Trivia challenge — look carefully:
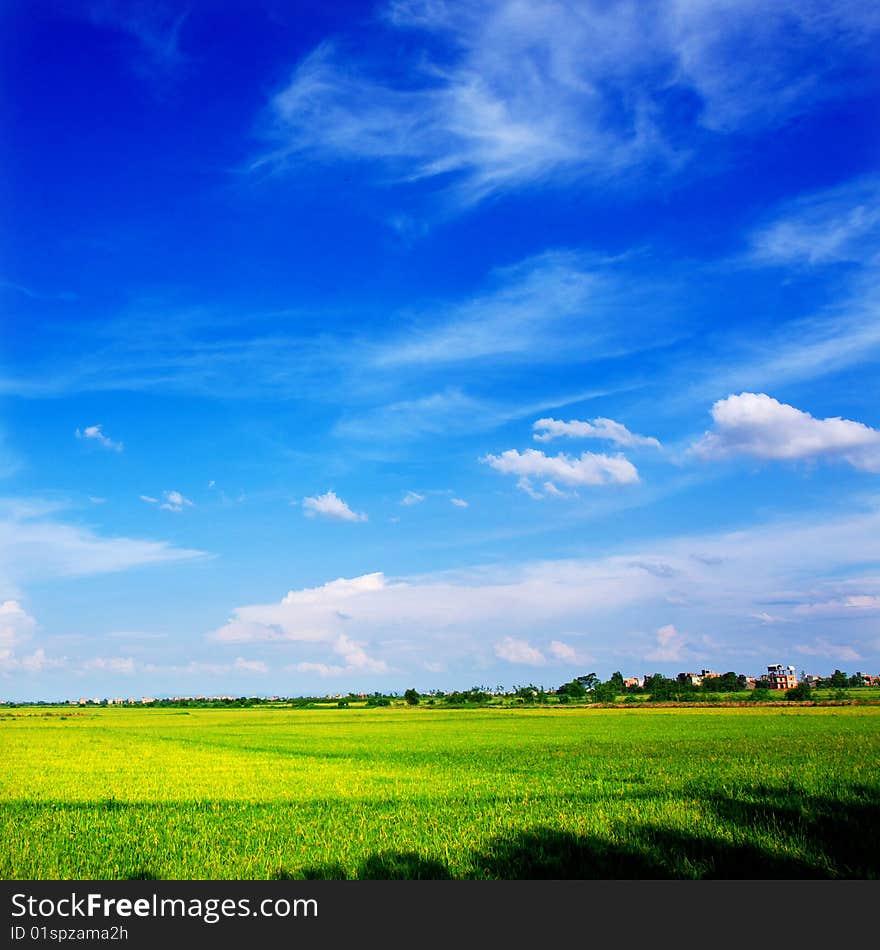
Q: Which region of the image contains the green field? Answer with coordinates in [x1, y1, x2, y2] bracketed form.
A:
[2, 705, 878, 879]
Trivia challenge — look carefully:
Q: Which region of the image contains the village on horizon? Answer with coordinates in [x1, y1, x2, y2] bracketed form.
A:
[5, 663, 879, 707]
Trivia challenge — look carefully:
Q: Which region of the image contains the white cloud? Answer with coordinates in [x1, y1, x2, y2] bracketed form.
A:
[140, 495, 159, 504]
[645, 623, 689, 662]
[451, 497, 469, 508]
[483, 447, 639, 497]
[82, 656, 136, 675]
[533, 416, 661, 449]
[0, 498, 205, 588]
[255, 0, 879, 205]
[793, 638, 862, 662]
[748, 175, 880, 267]
[88, 2, 190, 77]
[135, 657, 271, 677]
[401, 491, 425, 506]
[692, 392, 880, 471]
[0, 603, 64, 675]
[0, 600, 37, 652]
[207, 499, 880, 674]
[494, 637, 545, 665]
[333, 634, 389, 674]
[76, 424, 123, 452]
[369, 251, 663, 368]
[18, 648, 55, 673]
[302, 491, 367, 522]
[232, 657, 269, 674]
[549, 640, 576, 661]
[794, 595, 880, 616]
[159, 490, 193, 513]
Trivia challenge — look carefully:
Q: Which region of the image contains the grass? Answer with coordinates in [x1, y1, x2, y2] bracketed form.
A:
[1, 705, 878, 879]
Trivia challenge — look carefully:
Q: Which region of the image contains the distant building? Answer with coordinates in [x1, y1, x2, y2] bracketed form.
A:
[677, 672, 703, 686]
[622, 677, 642, 689]
[767, 664, 797, 690]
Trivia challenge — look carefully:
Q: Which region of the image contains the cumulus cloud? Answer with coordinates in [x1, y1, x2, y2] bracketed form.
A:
[0, 602, 62, 674]
[76, 424, 123, 452]
[159, 490, 194, 512]
[494, 637, 545, 665]
[302, 491, 367, 522]
[401, 491, 425, 506]
[692, 393, 880, 471]
[0, 599, 37, 653]
[645, 623, 689, 662]
[450, 497, 469, 508]
[549, 640, 577, 661]
[533, 416, 661, 449]
[483, 447, 639, 497]
[141, 490, 194, 511]
[82, 656, 136, 675]
[205, 500, 880, 676]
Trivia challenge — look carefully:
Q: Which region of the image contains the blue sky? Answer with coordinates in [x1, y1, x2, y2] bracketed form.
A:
[2, 0, 880, 700]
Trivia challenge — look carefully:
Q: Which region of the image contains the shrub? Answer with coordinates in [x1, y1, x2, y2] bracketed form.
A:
[785, 682, 812, 702]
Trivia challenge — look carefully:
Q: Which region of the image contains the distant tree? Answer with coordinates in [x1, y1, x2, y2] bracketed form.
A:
[576, 673, 600, 692]
[557, 679, 587, 699]
[590, 681, 617, 704]
[557, 694, 570, 705]
[403, 688, 420, 706]
[826, 669, 849, 688]
[609, 671, 625, 691]
[514, 684, 540, 703]
[645, 674, 689, 702]
[704, 672, 743, 693]
[785, 682, 812, 701]
[848, 674, 864, 688]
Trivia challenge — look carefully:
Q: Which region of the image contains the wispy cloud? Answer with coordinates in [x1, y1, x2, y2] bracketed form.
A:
[302, 491, 367, 522]
[255, 0, 879, 205]
[76, 424, 123, 452]
[0, 254, 660, 407]
[0, 497, 205, 591]
[88, 1, 190, 79]
[369, 250, 668, 368]
[692, 392, 880, 472]
[401, 491, 425, 506]
[747, 175, 880, 268]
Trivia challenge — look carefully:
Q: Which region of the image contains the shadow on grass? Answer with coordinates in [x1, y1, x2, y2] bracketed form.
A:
[7, 785, 879, 880]
[292, 786, 880, 880]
